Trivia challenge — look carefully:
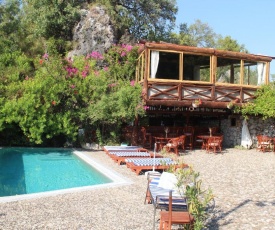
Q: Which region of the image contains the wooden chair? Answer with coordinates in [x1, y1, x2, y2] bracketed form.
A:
[206, 136, 223, 154]
[178, 135, 186, 152]
[159, 191, 194, 230]
[164, 138, 180, 155]
[141, 127, 152, 149]
[256, 135, 271, 152]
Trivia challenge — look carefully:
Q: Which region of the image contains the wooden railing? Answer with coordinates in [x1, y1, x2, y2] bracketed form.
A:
[143, 81, 258, 108]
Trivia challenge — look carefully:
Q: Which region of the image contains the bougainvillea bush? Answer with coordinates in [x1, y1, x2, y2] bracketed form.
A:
[0, 44, 145, 146]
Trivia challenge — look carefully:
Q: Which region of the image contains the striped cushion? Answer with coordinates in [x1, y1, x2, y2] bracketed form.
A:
[109, 152, 150, 157]
[104, 146, 140, 151]
[125, 158, 174, 166]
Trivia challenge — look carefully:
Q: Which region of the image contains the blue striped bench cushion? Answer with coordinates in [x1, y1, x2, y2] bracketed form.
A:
[125, 158, 175, 166]
[104, 146, 140, 151]
[108, 152, 150, 157]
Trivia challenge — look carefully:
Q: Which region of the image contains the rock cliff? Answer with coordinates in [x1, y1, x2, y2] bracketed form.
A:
[68, 6, 114, 57]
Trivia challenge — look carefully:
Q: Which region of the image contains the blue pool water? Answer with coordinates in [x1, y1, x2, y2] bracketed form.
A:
[0, 148, 112, 197]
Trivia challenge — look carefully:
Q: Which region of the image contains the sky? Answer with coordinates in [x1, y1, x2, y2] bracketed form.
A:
[175, 0, 275, 74]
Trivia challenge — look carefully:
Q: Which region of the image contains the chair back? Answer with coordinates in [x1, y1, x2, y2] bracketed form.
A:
[167, 137, 180, 146]
[178, 135, 186, 146]
[257, 135, 270, 143]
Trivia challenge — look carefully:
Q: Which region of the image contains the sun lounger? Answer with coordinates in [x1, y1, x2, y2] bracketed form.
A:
[145, 172, 188, 229]
[125, 158, 188, 175]
[107, 151, 152, 165]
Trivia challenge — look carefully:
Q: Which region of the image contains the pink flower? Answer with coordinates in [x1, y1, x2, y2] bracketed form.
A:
[88, 51, 103, 60]
[130, 80, 135, 86]
[43, 53, 49, 59]
[103, 67, 108, 71]
[66, 67, 78, 76]
[81, 71, 88, 78]
[121, 44, 133, 52]
[70, 85, 76, 89]
[121, 51, 126, 57]
[143, 106, 150, 110]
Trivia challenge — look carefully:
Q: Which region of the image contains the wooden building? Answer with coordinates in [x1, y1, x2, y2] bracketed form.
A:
[136, 42, 272, 108]
[125, 42, 273, 146]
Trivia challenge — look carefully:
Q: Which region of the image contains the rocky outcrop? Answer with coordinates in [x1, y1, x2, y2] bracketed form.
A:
[68, 6, 115, 57]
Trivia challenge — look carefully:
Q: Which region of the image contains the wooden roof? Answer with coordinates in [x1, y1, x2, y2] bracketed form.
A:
[139, 42, 272, 62]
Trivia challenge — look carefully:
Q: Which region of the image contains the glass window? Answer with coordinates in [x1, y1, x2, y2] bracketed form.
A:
[183, 54, 210, 82]
[151, 51, 180, 80]
[216, 57, 241, 84]
[243, 61, 266, 86]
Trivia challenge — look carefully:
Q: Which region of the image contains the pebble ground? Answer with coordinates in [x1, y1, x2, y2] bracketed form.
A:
[0, 148, 274, 230]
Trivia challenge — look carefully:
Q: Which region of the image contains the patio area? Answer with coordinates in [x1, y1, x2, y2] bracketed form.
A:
[0, 148, 274, 229]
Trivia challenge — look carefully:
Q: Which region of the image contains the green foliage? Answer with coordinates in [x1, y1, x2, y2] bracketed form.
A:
[175, 20, 217, 48]
[22, 0, 81, 53]
[239, 83, 275, 119]
[87, 44, 144, 122]
[0, 0, 23, 58]
[216, 35, 247, 52]
[0, 44, 144, 145]
[87, 45, 146, 143]
[95, 0, 177, 42]
[23, 0, 81, 40]
[173, 20, 248, 53]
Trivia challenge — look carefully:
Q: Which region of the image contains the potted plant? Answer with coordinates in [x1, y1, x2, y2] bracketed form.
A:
[227, 101, 234, 109]
[227, 98, 240, 109]
[192, 98, 202, 108]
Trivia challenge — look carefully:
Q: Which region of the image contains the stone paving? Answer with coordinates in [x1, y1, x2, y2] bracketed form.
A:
[0, 148, 274, 229]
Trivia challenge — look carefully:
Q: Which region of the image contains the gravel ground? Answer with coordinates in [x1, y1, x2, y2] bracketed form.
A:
[0, 148, 274, 230]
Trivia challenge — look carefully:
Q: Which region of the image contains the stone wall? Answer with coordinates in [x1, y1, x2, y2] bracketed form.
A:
[220, 115, 275, 149]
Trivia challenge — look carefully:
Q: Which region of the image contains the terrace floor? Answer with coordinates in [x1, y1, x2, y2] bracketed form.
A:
[0, 148, 274, 229]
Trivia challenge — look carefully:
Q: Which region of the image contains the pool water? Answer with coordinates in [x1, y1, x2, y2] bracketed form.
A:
[0, 148, 112, 197]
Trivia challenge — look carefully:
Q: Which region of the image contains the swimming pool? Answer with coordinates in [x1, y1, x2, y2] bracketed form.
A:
[0, 147, 130, 202]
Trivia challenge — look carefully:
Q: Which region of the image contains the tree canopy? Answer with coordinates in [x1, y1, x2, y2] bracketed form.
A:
[95, 0, 178, 42]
